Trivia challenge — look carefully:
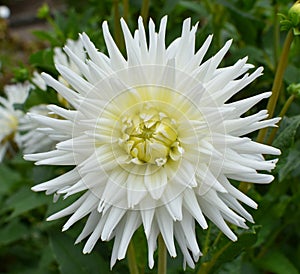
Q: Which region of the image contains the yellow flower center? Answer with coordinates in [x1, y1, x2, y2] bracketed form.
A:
[119, 103, 184, 166]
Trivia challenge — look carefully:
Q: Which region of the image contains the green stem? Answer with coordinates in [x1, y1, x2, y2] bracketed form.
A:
[203, 224, 211, 255]
[158, 234, 167, 274]
[257, 30, 294, 143]
[123, 0, 129, 22]
[127, 240, 139, 274]
[197, 242, 231, 274]
[273, 4, 280, 66]
[141, 0, 150, 24]
[113, 0, 123, 50]
[212, 231, 222, 247]
[239, 30, 294, 193]
[266, 94, 295, 145]
[256, 222, 286, 259]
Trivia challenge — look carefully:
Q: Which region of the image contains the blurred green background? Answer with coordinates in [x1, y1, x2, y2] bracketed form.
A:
[1, 0, 300, 273]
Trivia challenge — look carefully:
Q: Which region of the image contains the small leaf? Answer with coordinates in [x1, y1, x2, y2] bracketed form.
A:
[0, 165, 22, 194]
[49, 231, 111, 274]
[0, 219, 28, 246]
[208, 227, 259, 273]
[29, 49, 56, 74]
[257, 250, 300, 274]
[3, 186, 51, 219]
[273, 115, 300, 151]
[278, 141, 300, 181]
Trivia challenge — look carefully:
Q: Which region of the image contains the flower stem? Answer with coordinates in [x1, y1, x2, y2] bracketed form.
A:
[266, 94, 295, 145]
[197, 242, 231, 274]
[239, 30, 294, 193]
[203, 224, 211, 255]
[256, 30, 294, 143]
[123, 0, 129, 22]
[113, 0, 123, 51]
[141, 0, 150, 24]
[127, 240, 139, 274]
[273, 4, 280, 66]
[158, 234, 167, 274]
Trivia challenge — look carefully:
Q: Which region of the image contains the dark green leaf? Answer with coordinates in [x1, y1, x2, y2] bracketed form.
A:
[0, 219, 28, 246]
[257, 250, 299, 274]
[273, 115, 300, 151]
[278, 140, 300, 181]
[0, 164, 22, 194]
[3, 187, 50, 219]
[49, 231, 110, 274]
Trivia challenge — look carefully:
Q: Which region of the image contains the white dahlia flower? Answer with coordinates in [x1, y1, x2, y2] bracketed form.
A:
[54, 38, 86, 82]
[31, 71, 47, 91]
[19, 105, 55, 154]
[25, 17, 280, 269]
[0, 82, 30, 161]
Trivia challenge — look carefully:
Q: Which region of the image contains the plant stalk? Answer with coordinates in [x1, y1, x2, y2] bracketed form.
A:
[256, 30, 294, 143]
[239, 30, 294, 192]
[141, 0, 150, 24]
[113, 0, 123, 50]
[127, 240, 140, 274]
[158, 234, 167, 274]
[123, 0, 129, 22]
[266, 94, 295, 145]
[197, 242, 231, 274]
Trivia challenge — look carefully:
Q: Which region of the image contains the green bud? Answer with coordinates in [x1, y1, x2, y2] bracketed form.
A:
[12, 67, 29, 82]
[287, 83, 300, 97]
[37, 3, 50, 19]
[288, 1, 300, 34]
[289, 1, 300, 25]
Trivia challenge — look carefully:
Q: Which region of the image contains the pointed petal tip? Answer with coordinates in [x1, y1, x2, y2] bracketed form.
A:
[31, 185, 42, 192]
[46, 215, 55, 221]
[102, 20, 108, 30]
[202, 222, 208, 230]
[231, 234, 238, 242]
[62, 226, 68, 232]
[74, 238, 81, 245]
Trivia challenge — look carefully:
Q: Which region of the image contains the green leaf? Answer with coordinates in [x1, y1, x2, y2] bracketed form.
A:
[0, 164, 22, 194]
[284, 64, 300, 84]
[278, 140, 300, 181]
[32, 30, 59, 45]
[29, 49, 56, 74]
[273, 115, 300, 151]
[3, 186, 51, 219]
[49, 231, 110, 274]
[201, 227, 259, 273]
[0, 219, 28, 246]
[257, 250, 300, 274]
[273, 116, 300, 181]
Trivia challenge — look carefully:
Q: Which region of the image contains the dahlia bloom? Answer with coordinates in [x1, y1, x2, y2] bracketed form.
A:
[0, 83, 30, 161]
[25, 17, 280, 268]
[54, 38, 86, 85]
[31, 71, 47, 91]
[19, 105, 55, 154]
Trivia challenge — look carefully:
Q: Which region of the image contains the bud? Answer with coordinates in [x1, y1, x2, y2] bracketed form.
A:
[289, 1, 300, 25]
[287, 83, 300, 97]
[280, 1, 300, 34]
[12, 67, 30, 82]
[37, 3, 50, 19]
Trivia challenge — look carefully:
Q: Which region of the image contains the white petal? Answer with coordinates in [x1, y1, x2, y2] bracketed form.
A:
[156, 207, 176, 257]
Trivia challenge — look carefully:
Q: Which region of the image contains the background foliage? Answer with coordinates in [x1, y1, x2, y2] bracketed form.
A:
[1, 0, 300, 273]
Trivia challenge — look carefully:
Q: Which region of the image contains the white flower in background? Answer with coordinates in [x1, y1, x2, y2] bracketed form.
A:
[0, 5, 10, 19]
[54, 38, 86, 83]
[0, 83, 30, 161]
[19, 105, 55, 154]
[25, 17, 280, 269]
[31, 71, 47, 91]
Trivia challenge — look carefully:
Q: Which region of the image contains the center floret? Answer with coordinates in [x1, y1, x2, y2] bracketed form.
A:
[119, 103, 184, 166]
